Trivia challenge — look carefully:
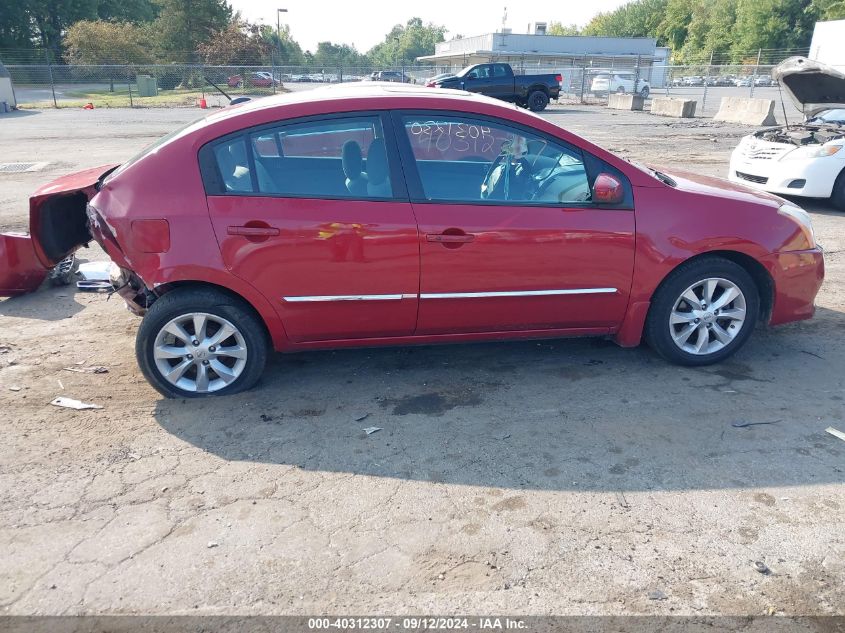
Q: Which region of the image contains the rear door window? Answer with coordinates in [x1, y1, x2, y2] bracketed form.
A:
[206, 116, 396, 200]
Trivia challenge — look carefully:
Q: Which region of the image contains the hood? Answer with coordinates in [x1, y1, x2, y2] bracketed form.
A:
[773, 56, 845, 118]
[650, 166, 785, 208]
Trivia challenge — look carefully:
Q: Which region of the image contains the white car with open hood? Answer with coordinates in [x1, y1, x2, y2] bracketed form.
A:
[729, 57, 845, 209]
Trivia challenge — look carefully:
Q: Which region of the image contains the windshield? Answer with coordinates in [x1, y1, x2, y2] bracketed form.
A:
[810, 109, 845, 124]
[456, 66, 478, 78]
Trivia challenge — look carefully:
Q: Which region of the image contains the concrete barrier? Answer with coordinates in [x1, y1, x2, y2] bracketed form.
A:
[651, 97, 696, 118]
[607, 93, 644, 111]
[713, 96, 778, 126]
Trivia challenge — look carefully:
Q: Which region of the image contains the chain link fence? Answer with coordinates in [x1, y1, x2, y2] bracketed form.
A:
[4, 56, 806, 122]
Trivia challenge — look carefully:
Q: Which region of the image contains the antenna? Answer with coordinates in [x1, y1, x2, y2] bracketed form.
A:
[501, 6, 507, 32]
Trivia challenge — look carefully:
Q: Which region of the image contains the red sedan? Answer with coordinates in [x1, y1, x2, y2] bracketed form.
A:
[227, 72, 277, 88]
[0, 85, 824, 397]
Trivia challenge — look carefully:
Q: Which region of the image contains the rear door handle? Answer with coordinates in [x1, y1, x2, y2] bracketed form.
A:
[426, 233, 475, 243]
[227, 225, 280, 237]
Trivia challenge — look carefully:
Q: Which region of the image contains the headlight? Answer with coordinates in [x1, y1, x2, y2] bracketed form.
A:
[781, 144, 842, 161]
[778, 203, 816, 249]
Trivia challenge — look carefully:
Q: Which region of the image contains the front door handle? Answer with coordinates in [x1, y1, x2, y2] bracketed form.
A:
[426, 233, 475, 243]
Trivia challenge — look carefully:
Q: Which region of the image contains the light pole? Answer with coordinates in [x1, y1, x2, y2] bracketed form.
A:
[276, 8, 288, 63]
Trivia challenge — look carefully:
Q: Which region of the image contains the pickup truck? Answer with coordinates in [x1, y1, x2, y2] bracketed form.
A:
[426, 63, 561, 111]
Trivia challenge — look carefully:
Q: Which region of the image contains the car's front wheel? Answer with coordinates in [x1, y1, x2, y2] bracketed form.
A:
[136, 287, 268, 398]
[830, 168, 845, 211]
[645, 257, 759, 366]
[639, 86, 650, 98]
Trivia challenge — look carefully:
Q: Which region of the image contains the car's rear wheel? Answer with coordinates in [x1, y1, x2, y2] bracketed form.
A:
[645, 257, 759, 366]
[527, 90, 549, 111]
[616, 86, 625, 94]
[136, 287, 268, 398]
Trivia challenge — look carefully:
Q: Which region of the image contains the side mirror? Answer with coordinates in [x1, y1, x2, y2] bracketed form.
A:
[592, 173, 624, 205]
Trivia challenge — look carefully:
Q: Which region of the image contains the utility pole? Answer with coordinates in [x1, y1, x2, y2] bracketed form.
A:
[276, 8, 288, 64]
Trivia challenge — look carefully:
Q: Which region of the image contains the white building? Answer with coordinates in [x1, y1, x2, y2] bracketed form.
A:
[0, 61, 17, 110]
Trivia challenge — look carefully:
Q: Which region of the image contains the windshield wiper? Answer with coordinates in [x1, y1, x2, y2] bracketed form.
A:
[650, 169, 676, 187]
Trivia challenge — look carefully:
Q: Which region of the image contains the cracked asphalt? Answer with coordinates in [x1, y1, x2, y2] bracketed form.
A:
[0, 104, 843, 616]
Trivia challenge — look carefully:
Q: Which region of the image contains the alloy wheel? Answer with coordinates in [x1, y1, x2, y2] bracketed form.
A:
[153, 312, 248, 393]
[668, 277, 747, 355]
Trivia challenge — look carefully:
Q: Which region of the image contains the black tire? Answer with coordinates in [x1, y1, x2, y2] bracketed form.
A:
[236, 80, 244, 88]
[136, 287, 268, 398]
[527, 90, 549, 112]
[830, 168, 845, 211]
[639, 86, 650, 98]
[616, 86, 625, 93]
[645, 257, 760, 366]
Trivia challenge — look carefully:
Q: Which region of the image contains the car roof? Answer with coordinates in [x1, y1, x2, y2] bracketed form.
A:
[204, 82, 528, 126]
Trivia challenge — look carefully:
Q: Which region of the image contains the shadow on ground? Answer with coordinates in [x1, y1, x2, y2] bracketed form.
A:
[155, 306, 845, 493]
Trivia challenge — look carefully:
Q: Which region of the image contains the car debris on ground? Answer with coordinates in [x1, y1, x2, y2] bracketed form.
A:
[49, 396, 103, 410]
[825, 426, 845, 442]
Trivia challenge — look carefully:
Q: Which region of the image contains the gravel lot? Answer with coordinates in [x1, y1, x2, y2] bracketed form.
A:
[0, 103, 843, 618]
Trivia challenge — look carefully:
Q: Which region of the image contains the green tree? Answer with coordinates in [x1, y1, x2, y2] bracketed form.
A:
[151, 0, 232, 61]
[197, 20, 270, 65]
[810, 0, 845, 19]
[0, 1, 35, 49]
[63, 19, 155, 63]
[656, 0, 695, 51]
[26, 0, 100, 55]
[730, 0, 817, 60]
[97, 0, 158, 22]
[259, 23, 304, 65]
[548, 22, 581, 36]
[583, 0, 668, 37]
[368, 17, 446, 66]
[311, 42, 367, 68]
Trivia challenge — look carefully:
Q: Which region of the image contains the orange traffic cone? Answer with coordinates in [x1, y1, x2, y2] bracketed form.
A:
[199, 97, 207, 109]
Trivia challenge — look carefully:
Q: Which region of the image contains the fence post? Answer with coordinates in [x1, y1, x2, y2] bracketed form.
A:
[339, 64, 343, 84]
[750, 48, 761, 97]
[45, 51, 57, 108]
[128, 79, 133, 107]
[634, 54, 641, 95]
[579, 54, 587, 104]
[702, 52, 712, 115]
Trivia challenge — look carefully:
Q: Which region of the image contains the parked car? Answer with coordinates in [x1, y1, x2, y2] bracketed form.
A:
[0, 84, 823, 397]
[734, 77, 753, 87]
[227, 72, 278, 88]
[431, 63, 561, 111]
[370, 71, 411, 83]
[425, 72, 456, 85]
[730, 56, 845, 209]
[590, 71, 650, 98]
[754, 75, 774, 86]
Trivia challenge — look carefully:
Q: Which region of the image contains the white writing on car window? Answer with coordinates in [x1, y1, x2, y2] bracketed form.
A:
[408, 121, 496, 154]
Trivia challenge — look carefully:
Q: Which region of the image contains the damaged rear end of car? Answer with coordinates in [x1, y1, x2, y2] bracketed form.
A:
[0, 164, 118, 297]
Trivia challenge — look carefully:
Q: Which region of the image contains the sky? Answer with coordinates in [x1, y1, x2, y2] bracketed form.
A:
[228, 0, 630, 53]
